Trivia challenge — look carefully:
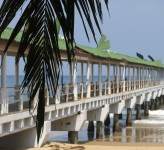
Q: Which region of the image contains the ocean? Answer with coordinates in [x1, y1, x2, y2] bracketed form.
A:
[48, 108, 164, 144]
[4, 75, 113, 87]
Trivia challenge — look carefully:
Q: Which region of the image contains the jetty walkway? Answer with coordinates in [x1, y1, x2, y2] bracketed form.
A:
[0, 28, 164, 148]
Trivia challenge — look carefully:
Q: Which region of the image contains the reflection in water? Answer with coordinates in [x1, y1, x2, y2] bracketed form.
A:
[126, 128, 132, 142]
[48, 109, 164, 144]
[48, 125, 164, 144]
[104, 127, 110, 140]
[87, 132, 94, 141]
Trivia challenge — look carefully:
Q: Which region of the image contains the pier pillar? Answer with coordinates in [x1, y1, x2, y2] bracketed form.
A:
[88, 121, 94, 132]
[119, 113, 122, 119]
[126, 108, 132, 126]
[155, 98, 159, 110]
[159, 96, 162, 106]
[136, 104, 141, 120]
[162, 95, 164, 105]
[144, 101, 149, 117]
[68, 131, 71, 140]
[141, 103, 144, 110]
[113, 114, 120, 133]
[96, 121, 103, 139]
[1, 54, 7, 114]
[69, 131, 78, 144]
[104, 113, 110, 127]
[126, 128, 132, 142]
[150, 99, 155, 110]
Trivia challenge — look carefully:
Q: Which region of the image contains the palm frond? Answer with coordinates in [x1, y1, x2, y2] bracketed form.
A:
[0, 0, 109, 142]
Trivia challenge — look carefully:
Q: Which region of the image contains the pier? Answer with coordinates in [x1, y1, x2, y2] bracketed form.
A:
[0, 28, 164, 148]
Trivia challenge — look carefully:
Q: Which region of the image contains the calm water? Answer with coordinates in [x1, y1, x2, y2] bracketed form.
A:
[48, 106, 164, 144]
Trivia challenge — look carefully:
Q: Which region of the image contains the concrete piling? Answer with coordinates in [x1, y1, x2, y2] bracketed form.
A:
[96, 121, 103, 139]
[69, 131, 78, 144]
[126, 108, 132, 126]
[155, 98, 159, 110]
[104, 113, 110, 127]
[88, 121, 94, 132]
[150, 99, 155, 110]
[144, 101, 149, 117]
[136, 104, 141, 120]
[113, 114, 120, 133]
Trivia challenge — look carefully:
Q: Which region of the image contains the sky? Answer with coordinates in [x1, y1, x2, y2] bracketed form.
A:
[75, 0, 164, 61]
[1, 0, 164, 75]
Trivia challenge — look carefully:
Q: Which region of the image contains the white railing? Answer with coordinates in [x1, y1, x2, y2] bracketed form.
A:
[0, 79, 164, 115]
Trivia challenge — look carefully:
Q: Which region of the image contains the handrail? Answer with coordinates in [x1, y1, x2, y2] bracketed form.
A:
[0, 79, 164, 114]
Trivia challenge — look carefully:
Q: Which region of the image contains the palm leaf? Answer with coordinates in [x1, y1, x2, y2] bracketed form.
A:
[0, 0, 109, 143]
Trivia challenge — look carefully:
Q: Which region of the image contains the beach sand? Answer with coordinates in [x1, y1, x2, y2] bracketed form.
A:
[26, 141, 164, 150]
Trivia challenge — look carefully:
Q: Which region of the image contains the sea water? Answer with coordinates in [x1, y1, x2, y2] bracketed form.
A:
[48, 106, 164, 144]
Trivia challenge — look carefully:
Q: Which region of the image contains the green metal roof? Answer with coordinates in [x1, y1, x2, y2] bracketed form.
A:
[1, 28, 164, 68]
[1, 27, 23, 42]
[77, 35, 164, 68]
[0, 27, 67, 50]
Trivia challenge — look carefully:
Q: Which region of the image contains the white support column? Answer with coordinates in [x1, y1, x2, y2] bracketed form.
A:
[80, 62, 84, 99]
[128, 66, 131, 91]
[86, 61, 91, 98]
[137, 67, 140, 88]
[91, 63, 94, 83]
[122, 65, 126, 92]
[81, 62, 84, 83]
[146, 67, 148, 81]
[1, 54, 7, 114]
[113, 65, 115, 79]
[116, 65, 119, 93]
[154, 68, 156, 83]
[142, 67, 144, 88]
[98, 63, 102, 96]
[133, 66, 136, 89]
[107, 63, 111, 94]
[73, 61, 77, 101]
[1, 54, 6, 89]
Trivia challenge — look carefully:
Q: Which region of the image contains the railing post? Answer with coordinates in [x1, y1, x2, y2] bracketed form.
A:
[19, 88, 23, 111]
[86, 82, 91, 98]
[45, 86, 49, 106]
[104, 82, 107, 95]
[66, 84, 69, 102]
[80, 83, 83, 99]
[108, 81, 111, 95]
[99, 82, 102, 96]
[55, 86, 60, 104]
[73, 61, 78, 101]
[73, 83, 78, 101]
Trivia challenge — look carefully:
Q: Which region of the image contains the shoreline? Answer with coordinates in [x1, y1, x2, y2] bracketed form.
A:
[26, 141, 164, 150]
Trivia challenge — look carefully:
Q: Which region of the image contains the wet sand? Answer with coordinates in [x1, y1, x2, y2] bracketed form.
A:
[26, 141, 164, 150]
[26, 109, 164, 150]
